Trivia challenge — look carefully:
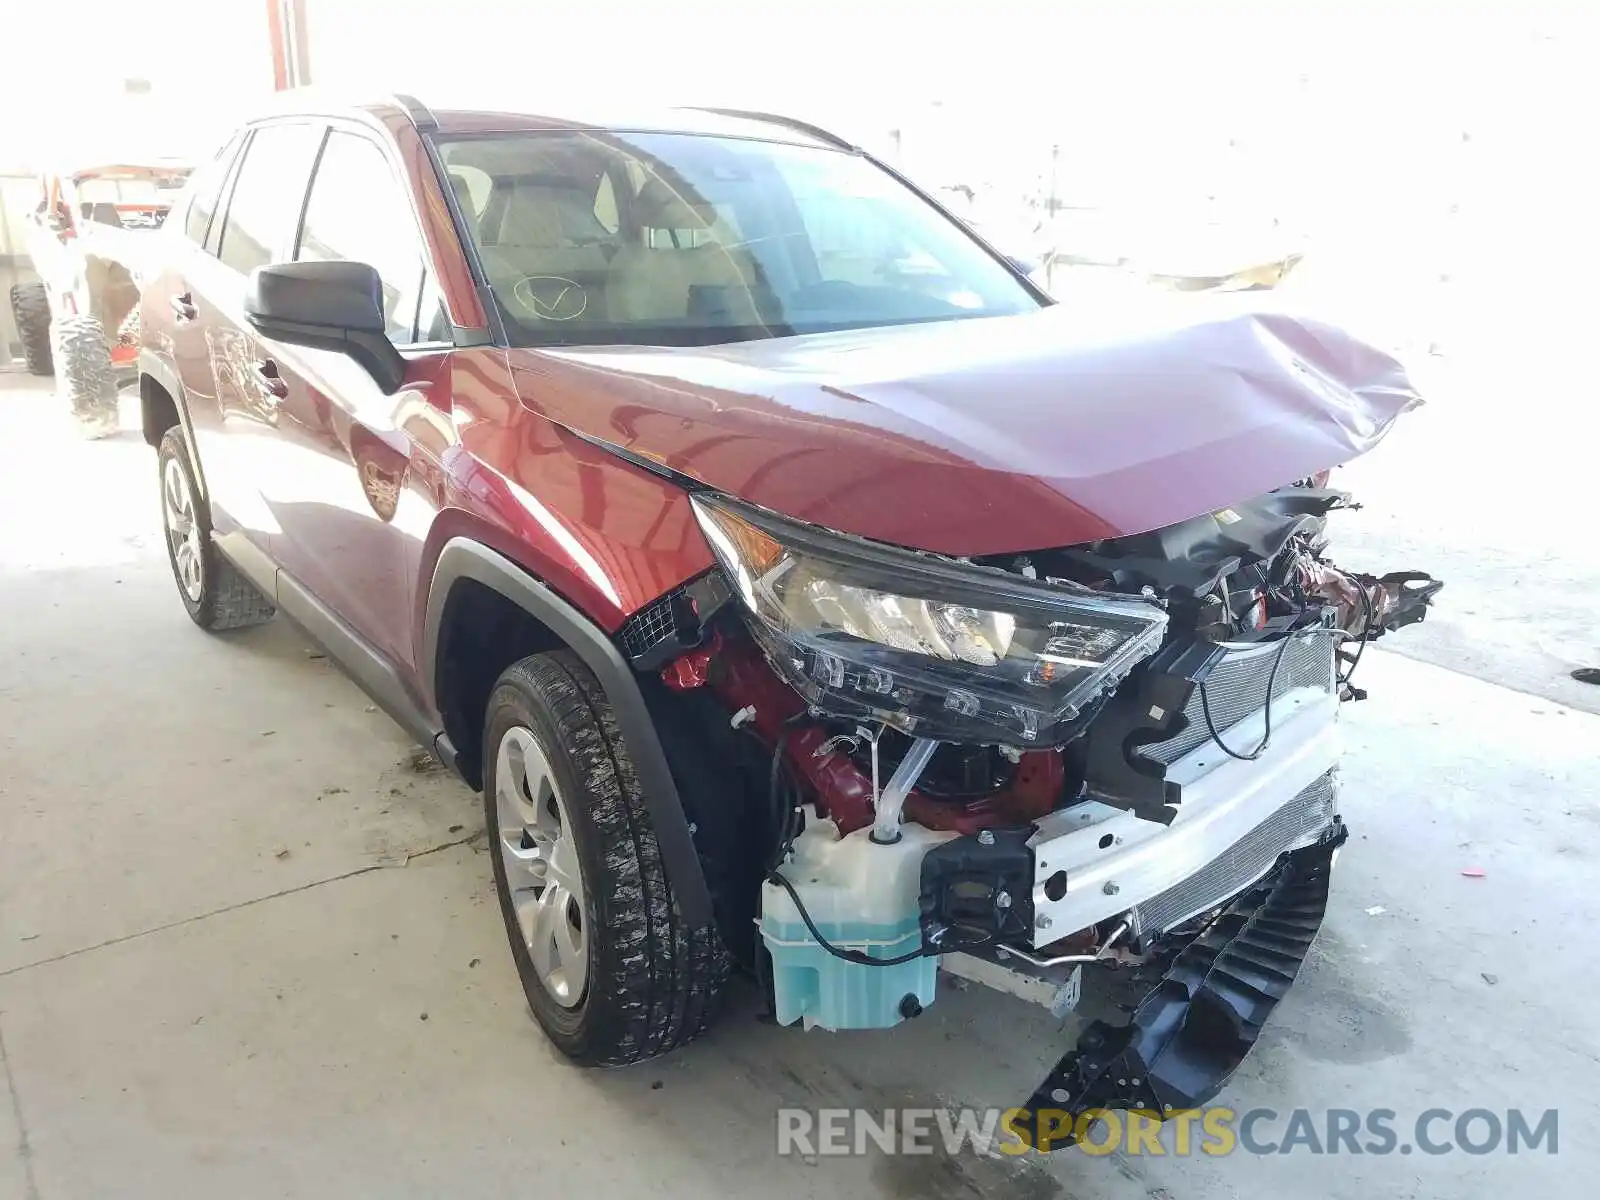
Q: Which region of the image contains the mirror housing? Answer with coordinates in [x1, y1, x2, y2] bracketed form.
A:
[244, 261, 406, 394]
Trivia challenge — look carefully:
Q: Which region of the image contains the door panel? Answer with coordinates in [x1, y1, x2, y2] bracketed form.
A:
[255, 344, 449, 676]
[252, 126, 449, 676]
[185, 121, 325, 546]
[164, 133, 244, 519]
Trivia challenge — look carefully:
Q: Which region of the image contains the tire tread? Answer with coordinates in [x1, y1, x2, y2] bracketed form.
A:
[55, 314, 116, 433]
[492, 651, 728, 1065]
[157, 428, 275, 631]
[8, 281, 53, 376]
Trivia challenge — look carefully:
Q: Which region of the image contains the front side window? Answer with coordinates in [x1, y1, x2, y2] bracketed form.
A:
[183, 134, 244, 247]
[297, 130, 431, 343]
[437, 132, 1040, 347]
[216, 122, 324, 276]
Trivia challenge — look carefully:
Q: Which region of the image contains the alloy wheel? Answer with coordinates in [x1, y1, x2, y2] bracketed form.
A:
[494, 726, 589, 1007]
[162, 455, 204, 602]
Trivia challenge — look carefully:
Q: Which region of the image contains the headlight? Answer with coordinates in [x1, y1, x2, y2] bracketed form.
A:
[691, 494, 1167, 746]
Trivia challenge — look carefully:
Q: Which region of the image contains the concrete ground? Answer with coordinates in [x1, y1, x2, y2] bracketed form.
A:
[0, 367, 1595, 1199]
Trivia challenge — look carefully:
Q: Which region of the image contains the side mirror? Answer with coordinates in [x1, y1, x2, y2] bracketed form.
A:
[1005, 254, 1039, 277]
[244, 261, 406, 394]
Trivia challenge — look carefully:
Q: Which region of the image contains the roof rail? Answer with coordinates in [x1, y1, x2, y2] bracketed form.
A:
[690, 107, 856, 151]
[391, 93, 438, 132]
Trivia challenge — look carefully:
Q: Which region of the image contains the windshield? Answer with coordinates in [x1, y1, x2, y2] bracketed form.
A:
[436, 131, 1042, 347]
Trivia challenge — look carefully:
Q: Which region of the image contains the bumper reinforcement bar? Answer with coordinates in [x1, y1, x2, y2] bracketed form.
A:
[1020, 821, 1347, 1148]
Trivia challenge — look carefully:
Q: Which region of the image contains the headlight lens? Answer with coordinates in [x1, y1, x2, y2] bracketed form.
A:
[691, 494, 1168, 745]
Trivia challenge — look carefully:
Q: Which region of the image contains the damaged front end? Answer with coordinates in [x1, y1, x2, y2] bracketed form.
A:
[626, 480, 1439, 1148]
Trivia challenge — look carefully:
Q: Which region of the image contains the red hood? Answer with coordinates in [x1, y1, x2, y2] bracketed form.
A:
[507, 300, 1421, 557]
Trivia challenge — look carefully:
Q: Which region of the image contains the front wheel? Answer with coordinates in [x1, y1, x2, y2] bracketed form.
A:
[484, 651, 729, 1065]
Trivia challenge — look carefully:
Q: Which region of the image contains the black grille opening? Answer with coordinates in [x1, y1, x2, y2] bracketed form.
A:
[616, 570, 732, 670]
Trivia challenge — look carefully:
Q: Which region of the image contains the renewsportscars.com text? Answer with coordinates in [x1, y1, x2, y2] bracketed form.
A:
[776, 1106, 1559, 1157]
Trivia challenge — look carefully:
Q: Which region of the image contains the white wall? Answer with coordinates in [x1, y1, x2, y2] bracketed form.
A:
[1, 1, 276, 171]
[300, 0, 1597, 355]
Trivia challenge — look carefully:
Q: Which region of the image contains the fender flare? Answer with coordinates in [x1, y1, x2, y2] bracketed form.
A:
[137, 347, 183, 410]
[138, 349, 208, 501]
[421, 537, 712, 926]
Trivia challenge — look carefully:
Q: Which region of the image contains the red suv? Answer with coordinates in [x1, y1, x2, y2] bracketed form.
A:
[139, 94, 1436, 1140]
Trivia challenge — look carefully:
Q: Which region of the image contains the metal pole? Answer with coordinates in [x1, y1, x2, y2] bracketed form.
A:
[266, 0, 312, 91]
[1046, 143, 1060, 292]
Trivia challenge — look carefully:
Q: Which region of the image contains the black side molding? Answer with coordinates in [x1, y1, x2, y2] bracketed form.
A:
[212, 530, 459, 775]
[138, 349, 208, 502]
[421, 539, 713, 926]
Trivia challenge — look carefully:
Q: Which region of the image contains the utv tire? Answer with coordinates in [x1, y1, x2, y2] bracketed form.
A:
[54, 314, 118, 437]
[156, 428, 276, 631]
[484, 651, 730, 1066]
[8, 281, 52, 375]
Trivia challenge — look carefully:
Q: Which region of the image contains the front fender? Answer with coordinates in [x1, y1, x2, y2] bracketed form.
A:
[137, 348, 208, 499]
[421, 537, 713, 926]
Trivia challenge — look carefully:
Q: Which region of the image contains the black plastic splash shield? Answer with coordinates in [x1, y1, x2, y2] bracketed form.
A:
[1019, 822, 1347, 1148]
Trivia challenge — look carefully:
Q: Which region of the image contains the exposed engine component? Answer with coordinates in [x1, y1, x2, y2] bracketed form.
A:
[851, 739, 1013, 800]
[856, 736, 1067, 834]
[1299, 563, 1442, 637]
[647, 477, 1438, 1059]
[1001, 484, 1442, 654]
[919, 827, 1036, 950]
[1017, 486, 1352, 601]
[1289, 557, 1444, 697]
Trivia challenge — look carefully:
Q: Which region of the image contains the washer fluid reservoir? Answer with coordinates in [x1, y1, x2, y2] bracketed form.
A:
[760, 811, 954, 1030]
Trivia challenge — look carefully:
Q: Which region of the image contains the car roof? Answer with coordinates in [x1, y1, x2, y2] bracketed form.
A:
[253, 90, 856, 152]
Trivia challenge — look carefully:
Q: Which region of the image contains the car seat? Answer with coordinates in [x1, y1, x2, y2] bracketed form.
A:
[606, 179, 763, 326]
[476, 178, 613, 322]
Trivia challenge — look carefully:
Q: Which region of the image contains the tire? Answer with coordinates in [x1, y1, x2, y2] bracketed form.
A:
[54, 314, 117, 436]
[8, 281, 52, 376]
[156, 427, 276, 631]
[484, 651, 729, 1066]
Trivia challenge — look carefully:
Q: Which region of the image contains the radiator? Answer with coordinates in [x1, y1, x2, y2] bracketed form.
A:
[1132, 768, 1339, 937]
[1142, 632, 1337, 767]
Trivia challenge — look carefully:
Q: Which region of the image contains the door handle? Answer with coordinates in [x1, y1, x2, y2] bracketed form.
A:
[170, 292, 197, 322]
[254, 359, 289, 399]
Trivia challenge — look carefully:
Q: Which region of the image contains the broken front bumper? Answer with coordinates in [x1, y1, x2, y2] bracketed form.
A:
[1028, 684, 1341, 947]
[1019, 823, 1347, 1148]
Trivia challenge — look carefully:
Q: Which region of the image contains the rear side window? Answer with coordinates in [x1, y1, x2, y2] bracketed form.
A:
[183, 133, 244, 246]
[216, 122, 324, 276]
[295, 130, 428, 343]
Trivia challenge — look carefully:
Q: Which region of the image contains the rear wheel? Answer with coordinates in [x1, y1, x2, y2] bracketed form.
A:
[484, 651, 729, 1065]
[157, 428, 276, 631]
[54, 314, 117, 437]
[8, 282, 52, 376]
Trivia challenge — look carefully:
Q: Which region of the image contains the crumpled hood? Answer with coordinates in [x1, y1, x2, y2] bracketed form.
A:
[507, 299, 1421, 557]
